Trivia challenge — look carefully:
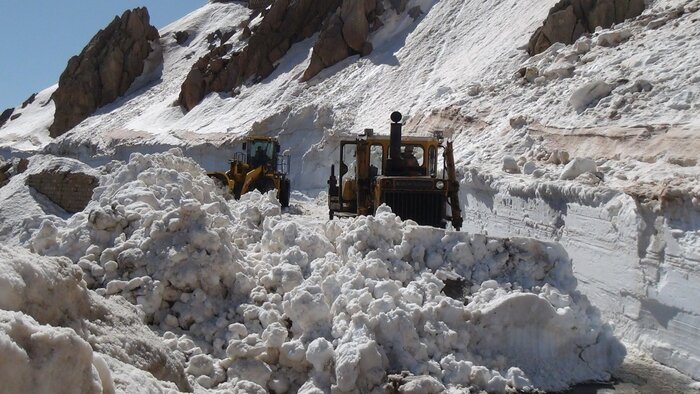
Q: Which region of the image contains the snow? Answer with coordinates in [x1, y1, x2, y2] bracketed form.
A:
[0, 150, 627, 392]
[0, 310, 106, 393]
[0, 85, 56, 154]
[0, 243, 190, 392]
[0, 0, 699, 390]
[0, 154, 98, 245]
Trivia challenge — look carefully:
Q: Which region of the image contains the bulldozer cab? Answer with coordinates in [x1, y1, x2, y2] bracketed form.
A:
[329, 112, 462, 230]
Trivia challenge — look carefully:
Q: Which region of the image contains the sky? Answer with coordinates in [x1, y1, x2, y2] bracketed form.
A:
[0, 1, 206, 110]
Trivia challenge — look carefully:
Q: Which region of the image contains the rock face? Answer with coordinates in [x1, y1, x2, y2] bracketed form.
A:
[180, 0, 387, 110]
[0, 108, 13, 129]
[528, 0, 645, 55]
[26, 169, 99, 213]
[247, 0, 274, 9]
[302, 0, 382, 81]
[49, 8, 160, 137]
[0, 158, 29, 188]
[179, 0, 344, 111]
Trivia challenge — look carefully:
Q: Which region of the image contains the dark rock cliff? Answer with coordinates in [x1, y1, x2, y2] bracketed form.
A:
[49, 7, 160, 137]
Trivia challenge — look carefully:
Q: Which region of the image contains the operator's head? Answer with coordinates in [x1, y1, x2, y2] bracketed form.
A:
[405, 146, 414, 153]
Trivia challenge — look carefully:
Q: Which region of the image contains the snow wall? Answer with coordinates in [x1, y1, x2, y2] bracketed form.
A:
[460, 168, 700, 379]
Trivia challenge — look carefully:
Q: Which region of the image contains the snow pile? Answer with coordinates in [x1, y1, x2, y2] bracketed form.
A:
[0, 310, 108, 394]
[21, 151, 624, 392]
[0, 246, 109, 393]
[0, 242, 191, 392]
[28, 149, 279, 327]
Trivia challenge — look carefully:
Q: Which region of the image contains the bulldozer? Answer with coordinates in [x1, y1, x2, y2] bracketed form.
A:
[327, 112, 463, 230]
[208, 137, 291, 207]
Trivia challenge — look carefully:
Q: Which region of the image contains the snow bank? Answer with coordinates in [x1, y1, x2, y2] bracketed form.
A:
[21, 150, 624, 392]
[460, 164, 700, 380]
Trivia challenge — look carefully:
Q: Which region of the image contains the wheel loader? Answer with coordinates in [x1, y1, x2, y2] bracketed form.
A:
[327, 112, 463, 230]
[208, 137, 291, 207]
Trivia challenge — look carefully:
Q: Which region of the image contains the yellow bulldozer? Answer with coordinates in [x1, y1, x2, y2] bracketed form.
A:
[208, 137, 291, 207]
[327, 112, 463, 230]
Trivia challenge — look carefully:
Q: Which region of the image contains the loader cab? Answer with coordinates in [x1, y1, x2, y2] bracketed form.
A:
[328, 112, 462, 230]
[244, 138, 279, 168]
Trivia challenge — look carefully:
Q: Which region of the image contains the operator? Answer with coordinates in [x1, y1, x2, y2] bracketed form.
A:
[402, 146, 419, 168]
[253, 146, 267, 167]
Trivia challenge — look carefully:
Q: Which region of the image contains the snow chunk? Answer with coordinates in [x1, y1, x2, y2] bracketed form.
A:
[569, 80, 614, 113]
[0, 310, 107, 393]
[560, 158, 598, 180]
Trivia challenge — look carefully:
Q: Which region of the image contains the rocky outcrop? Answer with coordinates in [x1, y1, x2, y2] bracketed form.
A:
[174, 30, 190, 45]
[49, 8, 159, 137]
[26, 169, 99, 213]
[180, 0, 391, 110]
[0, 162, 9, 187]
[528, 0, 645, 55]
[179, 0, 345, 111]
[21, 93, 37, 109]
[302, 0, 382, 81]
[0, 158, 29, 188]
[0, 108, 13, 129]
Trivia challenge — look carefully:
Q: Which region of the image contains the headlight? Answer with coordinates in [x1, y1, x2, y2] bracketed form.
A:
[435, 180, 445, 190]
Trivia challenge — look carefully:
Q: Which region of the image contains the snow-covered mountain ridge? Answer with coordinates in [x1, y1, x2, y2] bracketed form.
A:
[0, 0, 699, 390]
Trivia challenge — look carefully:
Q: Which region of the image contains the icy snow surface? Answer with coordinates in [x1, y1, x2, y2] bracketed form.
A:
[4, 150, 623, 392]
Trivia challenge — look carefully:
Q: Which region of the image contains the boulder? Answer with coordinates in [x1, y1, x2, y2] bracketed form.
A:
[523, 161, 537, 175]
[49, 8, 160, 137]
[16, 158, 29, 174]
[303, 14, 353, 81]
[0, 158, 29, 188]
[596, 28, 632, 46]
[547, 150, 570, 165]
[587, 0, 616, 31]
[528, 0, 646, 55]
[503, 156, 521, 174]
[541, 5, 577, 45]
[26, 169, 99, 213]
